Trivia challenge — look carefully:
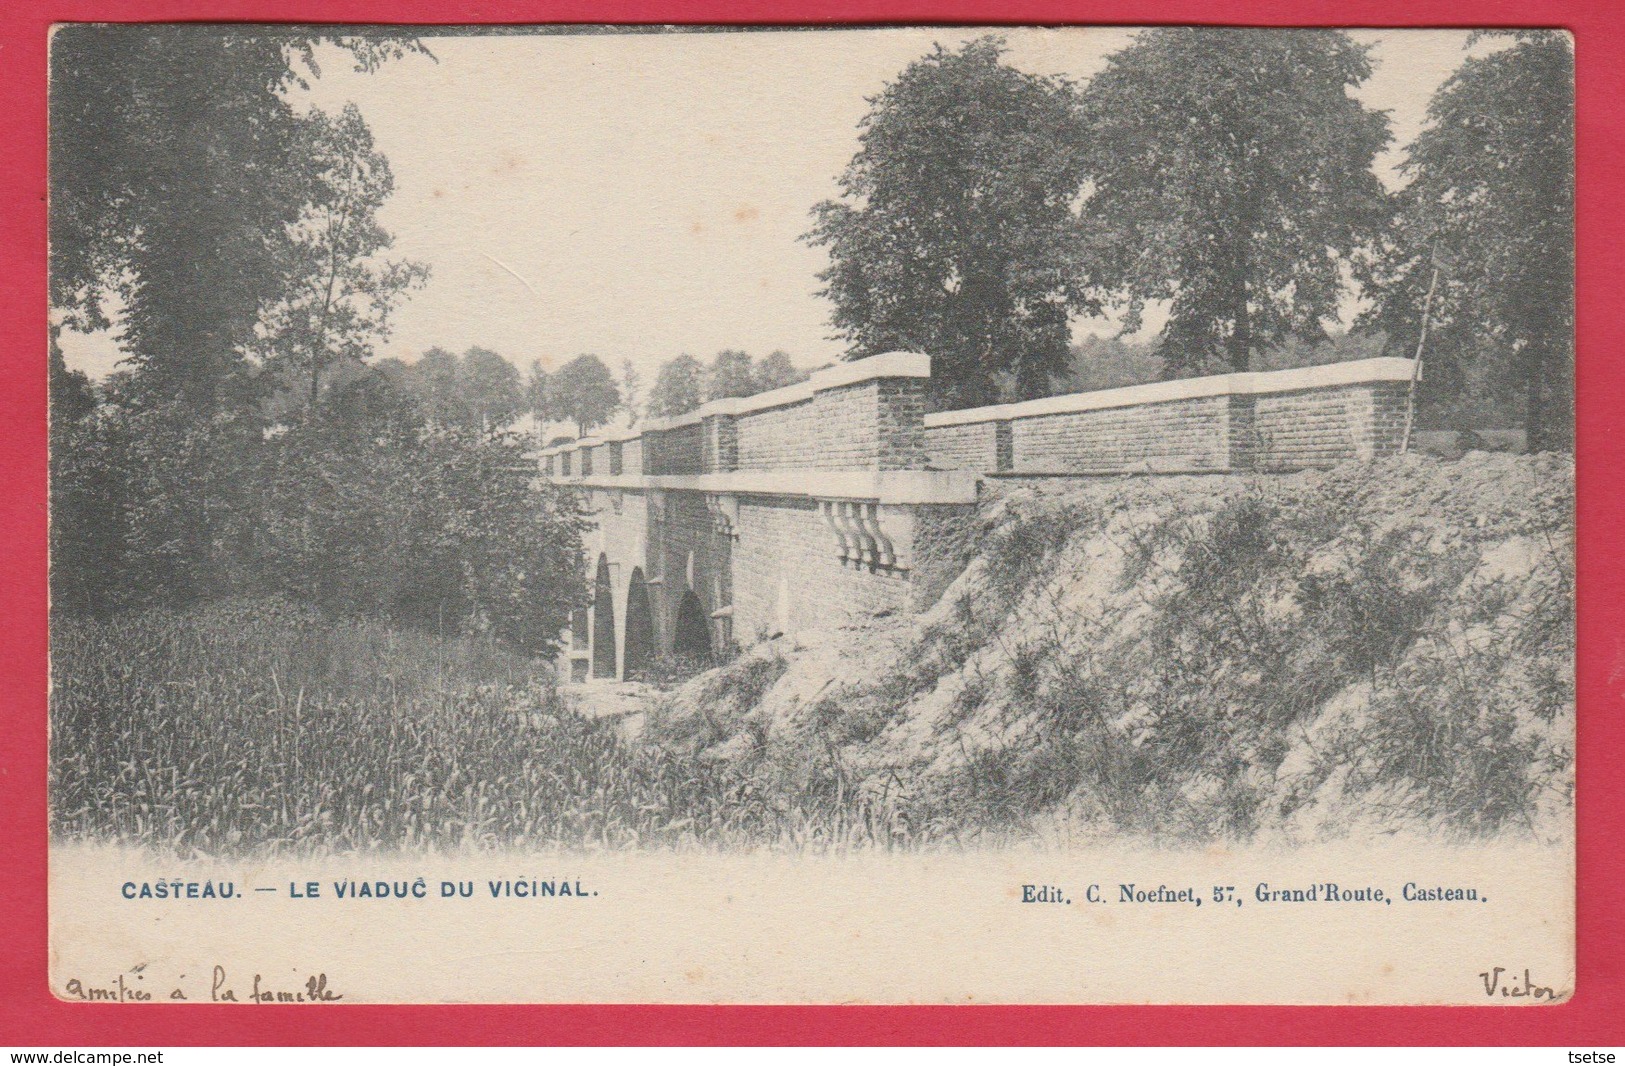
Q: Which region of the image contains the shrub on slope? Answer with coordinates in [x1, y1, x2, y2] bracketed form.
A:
[648, 452, 1574, 846]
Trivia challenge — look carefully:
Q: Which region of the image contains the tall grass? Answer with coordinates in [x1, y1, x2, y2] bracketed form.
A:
[49, 600, 888, 855]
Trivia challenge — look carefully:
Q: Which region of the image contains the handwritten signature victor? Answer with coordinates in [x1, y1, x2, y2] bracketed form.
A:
[1479, 966, 1559, 1000]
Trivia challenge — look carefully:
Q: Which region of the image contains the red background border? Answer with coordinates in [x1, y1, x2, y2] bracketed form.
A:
[3, 0, 1620, 1046]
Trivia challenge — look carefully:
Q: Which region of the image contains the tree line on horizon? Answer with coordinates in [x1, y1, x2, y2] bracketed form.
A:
[808, 29, 1573, 449]
[47, 25, 1574, 641]
[523, 347, 812, 442]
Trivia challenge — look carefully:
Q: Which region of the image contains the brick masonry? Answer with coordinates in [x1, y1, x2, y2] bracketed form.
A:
[653, 489, 731, 641]
[926, 421, 1001, 472]
[1011, 395, 1233, 473]
[543, 354, 1415, 678]
[645, 422, 704, 475]
[734, 380, 927, 472]
[1250, 382, 1412, 470]
[730, 495, 912, 642]
[924, 368, 1416, 475]
[573, 483, 918, 674]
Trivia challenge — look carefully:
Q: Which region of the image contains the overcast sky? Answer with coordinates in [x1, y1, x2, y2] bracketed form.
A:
[57, 26, 1479, 382]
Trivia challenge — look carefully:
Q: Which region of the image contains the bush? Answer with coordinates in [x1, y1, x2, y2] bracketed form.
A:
[788, 457, 1574, 846]
[252, 380, 588, 651]
[51, 368, 589, 655]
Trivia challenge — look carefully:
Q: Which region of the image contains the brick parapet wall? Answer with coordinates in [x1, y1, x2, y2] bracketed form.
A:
[995, 421, 1014, 472]
[543, 357, 1412, 481]
[1250, 381, 1411, 470]
[1225, 395, 1256, 471]
[703, 414, 740, 474]
[923, 359, 1416, 475]
[828, 383, 881, 468]
[735, 397, 819, 471]
[733, 378, 928, 472]
[544, 353, 932, 479]
[645, 423, 704, 475]
[926, 420, 1002, 473]
[1009, 395, 1232, 473]
[876, 379, 928, 470]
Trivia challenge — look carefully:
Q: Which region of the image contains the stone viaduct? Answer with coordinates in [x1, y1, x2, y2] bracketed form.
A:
[539, 352, 1416, 683]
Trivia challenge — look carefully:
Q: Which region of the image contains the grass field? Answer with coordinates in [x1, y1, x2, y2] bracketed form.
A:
[49, 600, 900, 855]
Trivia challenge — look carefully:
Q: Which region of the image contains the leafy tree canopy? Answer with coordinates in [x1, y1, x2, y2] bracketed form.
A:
[706, 349, 758, 402]
[548, 354, 621, 436]
[1079, 28, 1391, 375]
[526, 359, 550, 425]
[255, 103, 429, 413]
[46, 28, 589, 647]
[457, 347, 526, 430]
[753, 350, 808, 393]
[50, 25, 425, 412]
[1360, 31, 1574, 449]
[253, 375, 587, 651]
[393, 346, 524, 431]
[805, 37, 1097, 409]
[616, 359, 643, 425]
[647, 354, 706, 419]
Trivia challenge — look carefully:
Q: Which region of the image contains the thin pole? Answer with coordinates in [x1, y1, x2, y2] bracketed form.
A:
[1399, 257, 1441, 455]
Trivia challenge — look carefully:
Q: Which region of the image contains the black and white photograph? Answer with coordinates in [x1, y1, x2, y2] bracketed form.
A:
[46, 24, 1574, 1004]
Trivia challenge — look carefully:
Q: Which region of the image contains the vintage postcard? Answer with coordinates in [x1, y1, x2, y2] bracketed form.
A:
[47, 24, 1574, 1005]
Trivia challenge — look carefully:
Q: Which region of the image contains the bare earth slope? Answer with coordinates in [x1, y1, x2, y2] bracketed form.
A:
[647, 452, 1574, 847]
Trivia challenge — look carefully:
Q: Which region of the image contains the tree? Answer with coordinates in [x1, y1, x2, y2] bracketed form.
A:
[548, 354, 620, 436]
[407, 346, 462, 425]
[1053, 334, 1165, 394]
[255, 103, 428, 412]
[457, 347, 524, 431]
[526, 359, 550, 441]
[50, 26, 423, 412]
[47, 30, 301, 601]
[393, 346, 523, 431]
[805, 37, 1096, 409]
[646, 354, 706, 418]
[617, 358, 643, 425]
[706, 349, 757, 401]
[51, 28, 302, 412]
[1079, 29, 1391, 375]
[753, 350, 807, 393]
[48, 26, 425, 611]
[49, 339, 127, 616]
[252, 370, 588, 650]
[1361, 32, 1574, 450]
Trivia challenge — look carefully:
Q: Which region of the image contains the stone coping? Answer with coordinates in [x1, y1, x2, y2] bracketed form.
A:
[585, 427, 643, 445]
[548, 468, 979, 505]
[538, 351, 930, 456]
[922, 357, 1418, 429]
[640, 350, 929, 432]
[544, 427, 638, 451]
